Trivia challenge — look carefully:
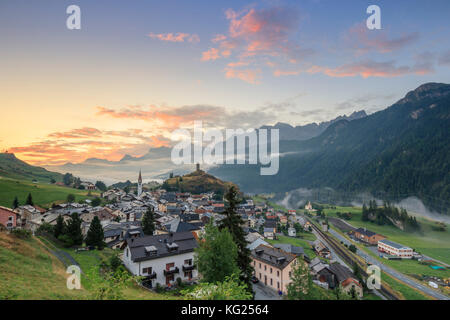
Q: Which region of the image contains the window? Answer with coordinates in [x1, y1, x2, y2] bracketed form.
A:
[166, 262, 175, 270]
[184, 259, 192, 265]
[289, 271, 292, 278]
[270, 267, 272, 274]
[259, 263, 261, 268]
[142, 267, 152, 274]
[277, 282, 280, 289]
[264, 265, 267, 271]
[277, 270, 280, 277]
[8, 216, 13, 221]
[270, 278, 273, 286]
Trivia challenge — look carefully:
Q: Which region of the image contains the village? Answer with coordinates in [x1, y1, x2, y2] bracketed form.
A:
[0, 168, 449, 300]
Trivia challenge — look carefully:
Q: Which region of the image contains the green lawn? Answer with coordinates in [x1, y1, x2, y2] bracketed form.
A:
[0, 232, 88, 299]
[0, 177, 100, 208]
[37, 235, 180, 300]
[267, 234, 317, 259]
[381, 271, 430, 300]
[324, 206, 450, 265]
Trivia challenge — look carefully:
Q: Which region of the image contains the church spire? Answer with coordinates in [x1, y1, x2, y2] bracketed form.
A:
[138, 169, 142, 184]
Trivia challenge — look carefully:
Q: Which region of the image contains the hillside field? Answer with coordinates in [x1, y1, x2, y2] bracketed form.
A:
[0, 177, 100, 208]
[0, 231, 177, 300]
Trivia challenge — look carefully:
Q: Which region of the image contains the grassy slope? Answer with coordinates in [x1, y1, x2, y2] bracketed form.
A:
[0, 153, 63, 183]
[40, 236, 179, 300]
[0, 232, 177, 300]
[324, 206, 450, 265]
[0, 232, 87, 299]
[0, 177, 101, 208]
[164, 170, 237, 194]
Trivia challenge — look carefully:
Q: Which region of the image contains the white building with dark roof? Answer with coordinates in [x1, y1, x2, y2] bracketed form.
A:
[122, 231, 198, 288]
[378, 239, 413, 258]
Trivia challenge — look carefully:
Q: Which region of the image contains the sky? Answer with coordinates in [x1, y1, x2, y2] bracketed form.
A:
[0, 0, 449, 165]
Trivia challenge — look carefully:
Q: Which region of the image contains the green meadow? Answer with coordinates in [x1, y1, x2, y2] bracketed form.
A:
[0, 177, 100, 208]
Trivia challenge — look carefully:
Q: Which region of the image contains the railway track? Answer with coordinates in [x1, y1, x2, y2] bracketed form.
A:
[307, 218, 400, 300]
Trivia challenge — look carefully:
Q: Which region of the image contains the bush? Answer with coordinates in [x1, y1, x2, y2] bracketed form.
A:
[58, 234, 74, 248]
[37, 222, 54, 234]
[155, 283, 163, 293]
[11, 229, 32, 239]
[109, 254, 122, 271]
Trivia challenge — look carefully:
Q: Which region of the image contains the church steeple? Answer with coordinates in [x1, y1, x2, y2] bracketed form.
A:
[137, 169, 143, 197]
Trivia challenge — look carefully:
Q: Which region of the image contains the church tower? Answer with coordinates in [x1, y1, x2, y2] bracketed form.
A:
[137, 169, 143, 198]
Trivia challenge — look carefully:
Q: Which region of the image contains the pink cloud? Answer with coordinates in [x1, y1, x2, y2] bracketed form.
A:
[148, 32, 200, 43]
[307, 60, 433, 78]
[345, 23, 419, 55]
[212, 34, 227, 43]
[201, 48, 220, 61]
[273, 69, 301, 77]
[224, 67, 261, 84]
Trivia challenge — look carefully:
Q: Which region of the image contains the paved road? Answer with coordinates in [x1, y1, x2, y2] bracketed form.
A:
[328, 228, 449, 300]
[253, 282, 283, 300]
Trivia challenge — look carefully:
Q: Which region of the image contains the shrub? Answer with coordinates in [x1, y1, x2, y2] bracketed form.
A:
[155, 283, 163, 293]
[11, 229, 32, 239]
[37, 222, 54, 234]
[58, 234, 74, 248]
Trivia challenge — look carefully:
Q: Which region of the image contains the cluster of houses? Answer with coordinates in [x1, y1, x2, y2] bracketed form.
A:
[0, 172, 366, 298]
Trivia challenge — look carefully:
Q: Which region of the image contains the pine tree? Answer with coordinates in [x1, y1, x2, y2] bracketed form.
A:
[66, 212, 83, 246]
[142, 207, 156, 236]
[86, 216, 105, 249]
[26, 193, 33, 206]
[219, 186, 253, 292]
[54, 214, 65, 238]
[12, 196, 19, 209]
[195, 220, 240, 283]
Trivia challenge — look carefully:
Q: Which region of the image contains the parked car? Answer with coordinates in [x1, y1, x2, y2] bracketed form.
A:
[251, 276, 259, 284]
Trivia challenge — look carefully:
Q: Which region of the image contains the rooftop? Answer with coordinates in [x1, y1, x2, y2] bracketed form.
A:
[251, 244, 296, 270]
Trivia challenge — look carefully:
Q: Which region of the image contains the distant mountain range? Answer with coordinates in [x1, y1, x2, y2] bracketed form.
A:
[210, 83, 450, 215]
[261, 110, 367, 141]
[44, 111, 368, 184]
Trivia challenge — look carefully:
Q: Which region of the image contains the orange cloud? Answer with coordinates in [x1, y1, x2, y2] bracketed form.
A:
[48, 127, 102, 139]
[9, 127, 171, 166]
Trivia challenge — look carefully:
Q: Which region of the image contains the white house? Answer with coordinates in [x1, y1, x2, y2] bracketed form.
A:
[122, 231, 198, 288]
[378, 239, 413, 259]
[288, 227, 296, 237]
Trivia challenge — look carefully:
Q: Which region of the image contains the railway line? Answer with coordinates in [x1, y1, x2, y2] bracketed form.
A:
[307, 218, 401, 300]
